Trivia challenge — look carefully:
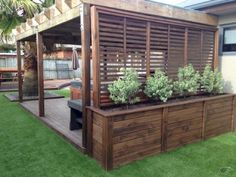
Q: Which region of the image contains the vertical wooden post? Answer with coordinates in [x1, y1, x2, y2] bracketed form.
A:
[86, 109, 93, 155]
[166, 25, 170, 73]
[103, 117, 113, 170]
[202, 101, 207, 140]
[231, 96, 236, 131]
[36, 32, 45, 117]
[81, 3, 91, 149]
[184, 27, 188, 66]
[16, 41, 23, 102]
[214, 30, 219, 69]
[91, 6, 100, 108]
[123, 17, 127, 68]
[146, 22, 151, 77]
[200, 30, 204, 70]
[161, 107, 168, 152]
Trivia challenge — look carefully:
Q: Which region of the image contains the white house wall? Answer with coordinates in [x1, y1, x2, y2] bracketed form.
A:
[218, 12, 236, 93]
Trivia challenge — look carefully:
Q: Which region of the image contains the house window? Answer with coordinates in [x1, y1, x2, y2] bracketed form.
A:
[223, 26, 236, 52]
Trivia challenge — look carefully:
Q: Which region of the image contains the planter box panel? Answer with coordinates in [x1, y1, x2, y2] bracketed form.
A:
[166, 102, 203, 150]
[92, 113, 104, 165]
[112, 109, 162, 167]
[87, 94, 236, 170]
[167, 102, 202, 124]
[167, 129, 202, 151]
[205, 97, 233, 138]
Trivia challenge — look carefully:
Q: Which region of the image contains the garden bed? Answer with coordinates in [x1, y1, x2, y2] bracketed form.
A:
[87, 94, 236, 170]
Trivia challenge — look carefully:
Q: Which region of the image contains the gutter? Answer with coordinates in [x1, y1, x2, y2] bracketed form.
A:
[185, 0, 236, 10]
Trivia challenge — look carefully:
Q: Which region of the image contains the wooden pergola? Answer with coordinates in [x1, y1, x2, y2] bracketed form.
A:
[15, 0, 218, 155]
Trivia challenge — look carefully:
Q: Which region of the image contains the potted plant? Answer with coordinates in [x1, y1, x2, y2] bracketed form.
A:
[201, 65, 224, 95]
[174, 64, 200, 97]
[108, 68, 141, 108]
[144, 69, 173, 102]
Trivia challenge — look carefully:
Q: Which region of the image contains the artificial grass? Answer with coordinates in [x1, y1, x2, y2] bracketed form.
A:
[0, 92, 236, 177]
[50, 88, 70, 98]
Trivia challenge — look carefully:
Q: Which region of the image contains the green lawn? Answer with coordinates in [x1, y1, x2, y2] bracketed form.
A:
[50, 88, 70, 98]
[0, 93, 236, 177]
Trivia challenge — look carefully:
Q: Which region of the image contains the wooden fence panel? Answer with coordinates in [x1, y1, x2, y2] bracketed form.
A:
[91, 7, 217, 108]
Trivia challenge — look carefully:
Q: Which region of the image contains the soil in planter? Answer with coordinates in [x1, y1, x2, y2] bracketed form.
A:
[102, 93, 226, 112]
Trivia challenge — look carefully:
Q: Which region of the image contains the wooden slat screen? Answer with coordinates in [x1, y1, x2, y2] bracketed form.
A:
[92, 7, 217, 108]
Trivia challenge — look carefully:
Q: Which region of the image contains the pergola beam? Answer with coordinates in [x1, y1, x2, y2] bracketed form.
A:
[56, 0, 70, 13]
[16, 2, 81, 41]
[36, 33, 45, 117]
[82, 0, 218, 26]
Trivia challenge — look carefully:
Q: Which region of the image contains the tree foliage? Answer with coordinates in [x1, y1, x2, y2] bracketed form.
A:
[144, 69, 173, 102]
[108, 69, 141, 105]
[0, 0, 55, 42]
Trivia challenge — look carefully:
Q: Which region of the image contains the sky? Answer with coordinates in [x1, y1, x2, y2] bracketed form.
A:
[151, 0, 186, 5]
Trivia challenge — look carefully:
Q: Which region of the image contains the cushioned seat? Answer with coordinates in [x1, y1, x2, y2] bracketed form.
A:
[70, 80, 93, 89]
[67, 99, 82, 112]
[71, 80, 82, 88]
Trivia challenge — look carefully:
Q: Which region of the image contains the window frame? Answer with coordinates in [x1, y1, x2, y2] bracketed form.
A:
[220, 23, 236, 55]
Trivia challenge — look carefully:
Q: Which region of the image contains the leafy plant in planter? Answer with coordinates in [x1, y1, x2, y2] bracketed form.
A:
[108, 69, 141, 106]
[174, 64, 200, 97]
[144, 69, 173, 102]
[201, 65, 224, 94]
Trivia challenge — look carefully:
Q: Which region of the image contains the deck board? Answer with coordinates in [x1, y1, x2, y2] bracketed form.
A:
[21, 98, 83, 150]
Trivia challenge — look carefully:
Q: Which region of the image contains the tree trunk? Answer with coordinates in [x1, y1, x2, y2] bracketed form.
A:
[23, 42, 38, 96]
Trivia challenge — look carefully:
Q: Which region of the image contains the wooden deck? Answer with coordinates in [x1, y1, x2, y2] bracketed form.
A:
[21, 98, 83, 151]
[0, 79, 71, 92]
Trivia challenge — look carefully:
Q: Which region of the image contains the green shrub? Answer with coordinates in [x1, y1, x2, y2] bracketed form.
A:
[174, 64, 200, 96]
[201, 65, 224, 94]
[144, 69, 173, 102]
[108, 69, 141, 105]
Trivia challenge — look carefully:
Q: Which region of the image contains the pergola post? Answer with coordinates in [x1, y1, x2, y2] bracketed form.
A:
[16, 41, 23, 102]
[81, 3, 91, 149]
[214, 29, 219, 69]
[36, 32, 45, 117]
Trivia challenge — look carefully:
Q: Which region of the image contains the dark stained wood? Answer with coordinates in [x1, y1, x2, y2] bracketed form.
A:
[103, 117, 113, 170]
[205, 97, 233, 139]
[123, 17, 127, 68]
[92, 112, 104, 164]
[87, 109, 93, 155]
[214, 29, 219, 69]
[89, 94, 235, 117]
[167, 102, 202, 150]
[231, 96, 236, 131]
[161, 107, 168, 152]
[91, 6, 100, 108]
[92, 7, 217, 107]
[36, 32, 45, 117]
[87, 94, 235, 170]
[21, 98, 83, 151]
[184, 28, 188, 66]
[202, 101, 207, 139]
[91, 6, 217, 29]
[81, 3, 91, 150]
[16, 41, 23, 102]
[146, 22, 151, 77]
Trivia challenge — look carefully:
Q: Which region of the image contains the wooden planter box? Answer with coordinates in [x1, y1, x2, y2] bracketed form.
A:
[87, 94, 236, 170]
